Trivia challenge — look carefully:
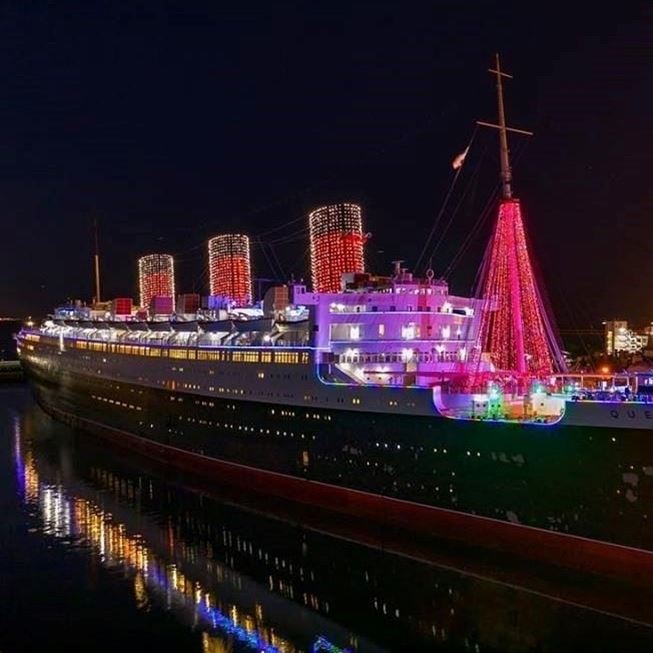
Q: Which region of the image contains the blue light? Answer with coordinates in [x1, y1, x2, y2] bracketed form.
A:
[139, 555, 281, 652]
[312, 635, 352, 653]
[196, 602, 279, 652]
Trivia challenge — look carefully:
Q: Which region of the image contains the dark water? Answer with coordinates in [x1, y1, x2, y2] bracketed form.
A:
[0, 320, 19, 360]
[2, 386, 653, 652]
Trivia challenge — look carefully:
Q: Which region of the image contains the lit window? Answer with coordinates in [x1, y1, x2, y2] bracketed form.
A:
[350, 325, 361, 340]
[401, 324, 416, 340]
[378, 324, 385, 336]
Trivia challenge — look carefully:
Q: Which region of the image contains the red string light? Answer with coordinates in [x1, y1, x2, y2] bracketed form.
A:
[138, 254, 175, 310]
[208, 234, 252, 307]
[478, 199, 554, 376]
[309, 203, 365, 293]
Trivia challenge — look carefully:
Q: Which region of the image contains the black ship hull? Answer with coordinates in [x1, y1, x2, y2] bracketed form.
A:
[24, 361, 653, 581]
[16, 398, 653, 651]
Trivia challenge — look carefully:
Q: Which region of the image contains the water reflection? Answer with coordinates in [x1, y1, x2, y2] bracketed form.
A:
[6, 387, 653, 652]
[14, 418, 349, 652]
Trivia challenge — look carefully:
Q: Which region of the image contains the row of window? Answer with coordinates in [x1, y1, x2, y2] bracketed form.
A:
[330, 303, 471, 313]
[176, 415, 313, 441]
[344, 324, 465, 340]
[70, 338, 310, 364]
[98, 392, 512, 471]
[338, 351, 465, 364]
[43, 348, 432, 412]
[91, 394, 143, 411]
[271, 407, 333, 421]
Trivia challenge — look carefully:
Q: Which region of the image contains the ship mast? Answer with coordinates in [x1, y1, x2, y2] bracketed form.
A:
[494, 53, 512, 199]
[477, 53, 532, 198]
[475, 54, 564, 377]
[477, 54, 534, 377]
[494, 54, 522, 372]
[93, 217, 101, 304]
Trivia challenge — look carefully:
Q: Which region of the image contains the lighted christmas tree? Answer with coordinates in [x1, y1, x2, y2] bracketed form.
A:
[478, 198, 558, 374]
[476, 55, 564, 376]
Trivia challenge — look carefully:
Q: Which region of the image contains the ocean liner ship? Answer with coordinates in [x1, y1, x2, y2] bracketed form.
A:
[17, 57, 653, 577]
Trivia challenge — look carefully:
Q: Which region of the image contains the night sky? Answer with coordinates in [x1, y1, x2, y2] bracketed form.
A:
[0, 1, 651, 330]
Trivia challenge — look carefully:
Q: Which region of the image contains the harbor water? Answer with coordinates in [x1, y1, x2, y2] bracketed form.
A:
[1, 384, 653, 652]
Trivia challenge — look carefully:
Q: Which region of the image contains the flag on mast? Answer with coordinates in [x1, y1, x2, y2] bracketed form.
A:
[452, 146, 469, 170]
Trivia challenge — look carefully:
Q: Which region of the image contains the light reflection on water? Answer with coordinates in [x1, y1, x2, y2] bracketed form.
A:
[4, 386, 653, 653]
[13, 417, 316, 653]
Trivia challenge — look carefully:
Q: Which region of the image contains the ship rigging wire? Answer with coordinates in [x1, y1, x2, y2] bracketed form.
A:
[414, 125, 479, 274]
[440, 135, 530, 281]
[118, 114, 512, 292]
[421, 141, 488, 272]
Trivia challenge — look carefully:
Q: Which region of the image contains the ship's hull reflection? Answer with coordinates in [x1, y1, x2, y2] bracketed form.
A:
[13, 393, 653, 652]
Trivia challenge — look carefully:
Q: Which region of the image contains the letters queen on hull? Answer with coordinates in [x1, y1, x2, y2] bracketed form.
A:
[17, 59, 653, 576]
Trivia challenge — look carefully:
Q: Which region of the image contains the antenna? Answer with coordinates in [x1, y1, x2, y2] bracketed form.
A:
[477, 53, 533, 199]
[93, 217, 101, 304]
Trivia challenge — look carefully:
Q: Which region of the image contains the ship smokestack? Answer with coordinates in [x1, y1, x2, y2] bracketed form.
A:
[308, 203, 365, 293]
[207, 234, 252, 307]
